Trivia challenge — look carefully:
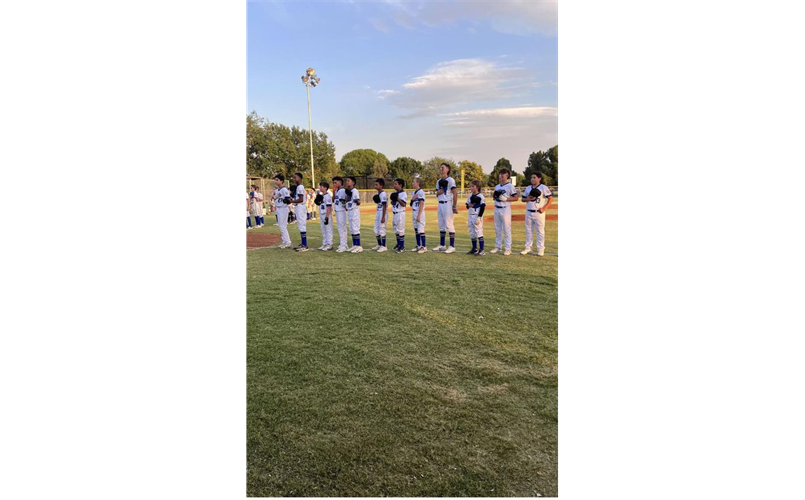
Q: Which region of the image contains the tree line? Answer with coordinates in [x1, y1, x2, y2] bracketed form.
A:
[247, 112, 558, 187]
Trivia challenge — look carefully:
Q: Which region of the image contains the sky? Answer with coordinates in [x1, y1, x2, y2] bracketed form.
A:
[247, 0, 557, 174]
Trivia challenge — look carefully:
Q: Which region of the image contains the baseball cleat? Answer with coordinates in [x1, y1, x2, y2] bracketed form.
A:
[475, 250, 486, 256]
[392, 245, 400, 251]
[296, 246, 309, 252]
[489, 247, 500, 254]
[503, 249, 512, 256]
[371, 245, 380, 251]
[520, 248, 532, 255]
[335, 247, 347, 253]
[377, 246, 388, 253]
[431, 245, 445, 252]
[395, 247, 405, 253]
[536, 252, 544, 257]
[444, 246, 455, 254]
[317, 245, 324, 250]
[247, 227, 253, 230]
[466, 249, 477, 255]
[410, 246, 419, 252]
[350, 246, 363, 253]
[417, 246, 427, 254]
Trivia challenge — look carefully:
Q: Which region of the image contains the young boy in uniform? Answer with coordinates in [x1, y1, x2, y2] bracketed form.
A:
[390, 178, 408, 253]
[491, 168, 519, 255]
[520, 172, 553, 256]
[289, 173, 309, 252]
[466, 180, 487, 256]
[315, 181, 333, 251]
[432, 163, 458, 253]
[332, 177, 349, 252]
[410, 177, 427, 253]
[344, 176, 363, 253]
[252, 186, 264, 227]
[272, 175, 292, 248]
[247, 191, 253, 229]
[372, 178, 388, 252]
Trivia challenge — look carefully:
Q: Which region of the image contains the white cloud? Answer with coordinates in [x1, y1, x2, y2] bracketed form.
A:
[384, 0, 557, 37]
[376, 89, 400, 99]
[381, 58, 537, 117]
[440, 106, 558, 120]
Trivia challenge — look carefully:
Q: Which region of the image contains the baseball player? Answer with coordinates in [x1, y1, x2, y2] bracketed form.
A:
[247, 192, 253, 229]
[465, 179, 487, 256]
[371, 178, 388, 252]
[272, 174, 292, 248]
[289, 173, 309, 252]
[344, 176, 363, 253]
[331, 176, 349, 252]
[314, 181, 333, 251]
[490, 168, 519, 255]
[390, 178, 408, 253]
[520, 172, 553, 256]
[431, 163, 458, 254]
[252, 186, 265, 228]
[410, 177, 427, 253]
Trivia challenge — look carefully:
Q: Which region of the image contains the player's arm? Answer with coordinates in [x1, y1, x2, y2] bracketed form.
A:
[381, 200, 387, 223]
[417, 195, 425, 223]
[538, 194, 553, 214]
[451, 186, 458, 212]
[326, 203, 332, 220]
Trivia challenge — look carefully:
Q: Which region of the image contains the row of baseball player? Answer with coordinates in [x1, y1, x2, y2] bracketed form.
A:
[265, 163, 553, 255]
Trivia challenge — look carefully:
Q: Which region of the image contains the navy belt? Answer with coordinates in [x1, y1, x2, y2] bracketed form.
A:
[393, 210, 404, 214]
[528, 209, 537, 212]
[439, 200, 448, 204]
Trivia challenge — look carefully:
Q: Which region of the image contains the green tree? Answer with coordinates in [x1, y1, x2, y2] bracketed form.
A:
[339, 149, 388, 178]
[371, 154, 389, 179]
[388, 156, 422, 187]
[458, 160, 485, 188]
[524, 146, 558, 186]
[488, 157, 520, 187]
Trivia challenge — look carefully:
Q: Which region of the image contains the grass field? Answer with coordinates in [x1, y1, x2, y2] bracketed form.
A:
[247, 195, 558, 497]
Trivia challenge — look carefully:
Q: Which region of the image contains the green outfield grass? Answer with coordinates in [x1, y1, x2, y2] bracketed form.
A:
[247, 197, 558, 496]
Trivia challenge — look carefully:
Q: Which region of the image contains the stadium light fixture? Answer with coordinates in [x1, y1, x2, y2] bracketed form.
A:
[301, 67, 321, 186]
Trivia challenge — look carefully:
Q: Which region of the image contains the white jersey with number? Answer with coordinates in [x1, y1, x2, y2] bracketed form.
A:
[375, 191, 388, 212]
[318, 192, 333, 217]
[333, 188, 347, 212]
[410, 188, 425, 214]
[524, 184, 553, 211]
[273, 186, 291, 208]
[466, 193, 486, 218]
[391, 190, 407, 213]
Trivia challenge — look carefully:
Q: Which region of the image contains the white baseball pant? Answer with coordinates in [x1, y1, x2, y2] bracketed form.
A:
[494, 205, 512, 250]
[525, 210, 546, 253]
[295, 204, 307, 234]
[348, 208, 361, 235]
[374, 210, 387, 237]
[437, 202, 455, 233]
[320, 213, 333, 246]
[468, 214, 483, 239]
[393, 212, 405, 235]
[252, 201, 264, 217]
[412, 210, 425, 234]
[276, 206, 291, 245]
[335, 211, 348, 249]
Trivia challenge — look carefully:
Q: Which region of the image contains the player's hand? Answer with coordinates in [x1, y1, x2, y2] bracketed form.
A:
[475, 217, 482, 227]
[452, 207, 458, 214]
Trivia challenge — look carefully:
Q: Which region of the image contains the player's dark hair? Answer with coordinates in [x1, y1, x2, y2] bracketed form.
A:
[499, 168, 510, 179]
[332, 176, 343, 184]
[440, 162, 451, 173]
[347, 176, 357, 184]
[293, 172, 303, 181]
[274, 174, 285, 182]
[532, 172, 542, 180]
[394, 178, 405, 189]
[375, 178, 385, 187]
[470, 179, 482, 190]
[319, 181, 329, 189]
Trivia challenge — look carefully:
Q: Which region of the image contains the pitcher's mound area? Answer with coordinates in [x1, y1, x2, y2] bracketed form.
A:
[248, 233, 281, 249]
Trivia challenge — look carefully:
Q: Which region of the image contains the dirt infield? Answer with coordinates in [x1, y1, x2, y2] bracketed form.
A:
[247, 233, 281, 249]
[492, 213, 558, 223]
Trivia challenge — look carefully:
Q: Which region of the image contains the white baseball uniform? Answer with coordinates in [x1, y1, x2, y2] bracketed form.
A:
[524, 184, 553, 254]
[333, 187, 348, 250]
[319, 192, 333, 246]
[253, 191, 264, 218]
[346, 188, 361, 236]
[466, 193, 486, 239]
[391, 190, 407, 236]
[291, 184, 307, 234]
[410, 188, 426, 234]
[436, 176, 457, 234]
[493, 182, 519, 251]
[273, 186, 292, 245]
[373, 191, 388, 237]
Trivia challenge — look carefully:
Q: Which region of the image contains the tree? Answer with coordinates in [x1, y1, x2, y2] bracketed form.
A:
[339, 149, 387, 178]
[371, 155, 389, 179]
[388, 156, 422, 187]
[525, 145, 558, 186]
[488, 157, 520, 187]
[458, 160, 484, 188]
[421, 157, 456, 189]
[246, 111, 338, 185]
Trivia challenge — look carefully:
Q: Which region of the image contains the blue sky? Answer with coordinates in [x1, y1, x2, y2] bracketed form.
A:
[247, 0, 557, 173]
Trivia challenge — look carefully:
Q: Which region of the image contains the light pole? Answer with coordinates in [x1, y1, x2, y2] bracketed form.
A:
[301, 67, 321, 188]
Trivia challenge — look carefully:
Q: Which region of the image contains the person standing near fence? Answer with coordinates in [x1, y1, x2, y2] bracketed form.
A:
[253, 185, 264, 228]
[432, 163, 458, 254]
[371, 178, 388, 252]
[344, 176, 363, 253]
[315, 181, 333, 251]
[247, 192, 253, 229]
[290, 173, 309, 252]
[520, 172, 553, 256]
[490, 168, 519, 256]
[410, 177, 427, 253]
[272, 175, 292, 248]
[466, 179, 487, 256]
[332, 177, 349, 253]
